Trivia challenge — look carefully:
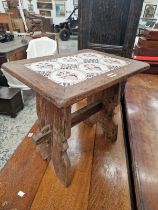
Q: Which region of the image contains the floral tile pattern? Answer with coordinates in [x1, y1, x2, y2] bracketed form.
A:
[25, 52, 131, 87]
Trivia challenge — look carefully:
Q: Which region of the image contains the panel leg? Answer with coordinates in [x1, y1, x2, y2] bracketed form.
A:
[50, 106, 71, 187]
[99, 84, 121, 142]
[34, 94, 71, 186]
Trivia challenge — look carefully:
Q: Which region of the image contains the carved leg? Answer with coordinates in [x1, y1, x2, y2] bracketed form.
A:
[33, 94, 71, 187]
[99, 84, 121, 142]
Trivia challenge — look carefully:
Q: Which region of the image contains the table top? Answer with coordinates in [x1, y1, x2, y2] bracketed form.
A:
[0, 37, 31, 54]
[2, 49, 150, 108]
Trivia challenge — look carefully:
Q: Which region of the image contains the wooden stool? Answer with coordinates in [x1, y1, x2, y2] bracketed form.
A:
[0, 86, 24, 117]
[2, 49, 149, 186]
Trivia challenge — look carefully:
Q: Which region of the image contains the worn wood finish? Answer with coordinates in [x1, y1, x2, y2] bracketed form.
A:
[0, 102, 131, 209]
[71, 101, 102, 127]
[122, 0, 144, 57]
[36, 94, 72, 186]
[0, 123, 48, 210]
[89, 0, 131, 46]
[78, 0, 144, 57]
[84, 84, 120, 142]
[34, 84, 120, 185]
[31, 104, 131, 210]
[125, 74, 158, 210]
[78, 0, 92, 49]
[99, 84, 120, 142]
[88, 108, 131, 210]
[1, 49, 149, 186]
[2, 49, 149, 108]
[31, 104, 96, 209]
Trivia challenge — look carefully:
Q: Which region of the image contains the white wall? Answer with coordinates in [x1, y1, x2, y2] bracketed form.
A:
[22, 0, 75, 25]
[0, 0, 6, 13]
[52, 0, 74, 25]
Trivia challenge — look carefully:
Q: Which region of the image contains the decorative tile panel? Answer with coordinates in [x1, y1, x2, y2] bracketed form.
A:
[25, 52, 131, 87]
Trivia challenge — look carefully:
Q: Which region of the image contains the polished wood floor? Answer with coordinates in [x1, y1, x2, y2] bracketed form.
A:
[0, 102, 131, 210]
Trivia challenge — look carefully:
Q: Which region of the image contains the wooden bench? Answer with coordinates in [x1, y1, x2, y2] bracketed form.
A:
[125, 73, 158, 210]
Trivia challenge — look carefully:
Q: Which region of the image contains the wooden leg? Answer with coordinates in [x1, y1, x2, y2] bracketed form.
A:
[34, 94, 71, 186]
[99, 84, 121, 142]
[35, 95, 51, 160]
[50, 106, 71, 187]
[84, 93, 102, 126]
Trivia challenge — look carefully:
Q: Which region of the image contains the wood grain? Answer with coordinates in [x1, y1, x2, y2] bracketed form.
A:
[99, 83, 120, 142]
[0, 123, 48, 210]
[88, 107, 131, 210]
[71, 101, 102, 127]
[0, 101, 132, 209]
[125, 74, 158, 210]
[78, 0, 144, 57]
[30, 110, 96, 209]
[31, 102, 131, 210]
[35, 94, 72, 186]
[2, 49, 149, 108]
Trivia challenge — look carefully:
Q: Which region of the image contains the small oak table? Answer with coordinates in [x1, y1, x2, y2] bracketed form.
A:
[2, 49, 149, 186]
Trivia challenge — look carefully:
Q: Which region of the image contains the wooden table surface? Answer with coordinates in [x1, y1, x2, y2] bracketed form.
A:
[2, 49, 149, 108]
[125, 74, 158, 210]
[0, 37, 32, 54]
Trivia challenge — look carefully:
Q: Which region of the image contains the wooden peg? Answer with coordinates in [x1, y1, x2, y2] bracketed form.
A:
[32, 124, 52, 145]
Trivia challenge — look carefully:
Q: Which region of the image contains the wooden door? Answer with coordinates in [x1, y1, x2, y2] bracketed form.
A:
[78, 0, 144, 58]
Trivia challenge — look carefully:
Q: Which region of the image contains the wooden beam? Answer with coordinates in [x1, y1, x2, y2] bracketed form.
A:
[71, 101, 102, 127]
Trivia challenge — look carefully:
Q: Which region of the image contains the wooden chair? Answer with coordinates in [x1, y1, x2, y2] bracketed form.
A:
[0, 13, 13, 32]
[23, 10, 45, 34]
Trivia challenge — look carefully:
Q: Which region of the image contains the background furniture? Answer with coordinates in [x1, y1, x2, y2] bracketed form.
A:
[11, 18, 25, 33]
[2, 36, 57, 90]
[133, 56, 158, 74]
[0, 86, 24, 117]
[24, 10, 45, 34]
[78, 0, 144, 58]
[0, 37, 31, 86]
[37, 0, 53, 17]
[134, 28, 158, 57]
[0, 13, 13, 33]
[6, 0, 20, 18]
[24, 10, 53, 34]
[26, 37, 57, 59]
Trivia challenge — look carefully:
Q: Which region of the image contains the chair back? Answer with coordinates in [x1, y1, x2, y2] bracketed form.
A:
[27, 37, 57, 59]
